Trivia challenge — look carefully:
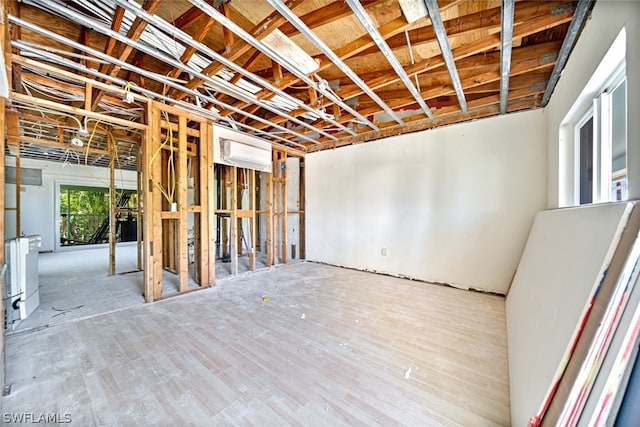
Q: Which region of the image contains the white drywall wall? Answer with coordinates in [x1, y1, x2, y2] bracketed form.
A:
[306, 109, 547, 293]
[504, 3, 640, 423]
[505, 202, 632, 426]
[4, 157, 137, 252]
[547, 0, 640, 207]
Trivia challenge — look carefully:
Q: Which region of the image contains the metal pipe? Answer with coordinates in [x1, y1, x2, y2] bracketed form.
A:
[423, 0, 467, 113]
[25, 0, 324, 145]
[499, 0, 515, 114]
[110, 0, 342, 141]
[187, 0, 377, 133]
[11, 38, 308, 150]
[346, 0, 434, 119]
[268, 0, 403, 126]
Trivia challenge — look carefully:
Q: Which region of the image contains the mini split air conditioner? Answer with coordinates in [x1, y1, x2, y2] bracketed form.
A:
[221, 138, 272, 172]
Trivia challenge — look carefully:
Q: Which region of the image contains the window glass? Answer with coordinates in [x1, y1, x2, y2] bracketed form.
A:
[579, 117, 594, 204]
[59, 185, 137, 246]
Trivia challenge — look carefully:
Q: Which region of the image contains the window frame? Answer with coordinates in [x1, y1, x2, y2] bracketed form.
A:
[572, 63, 627, 205]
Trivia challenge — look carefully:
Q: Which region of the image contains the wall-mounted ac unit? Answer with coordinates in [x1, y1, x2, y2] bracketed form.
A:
[221, 138, 272, 172]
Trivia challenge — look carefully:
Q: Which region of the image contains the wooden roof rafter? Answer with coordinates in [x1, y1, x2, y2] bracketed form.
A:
[91, 0, 162, 111]
[171, 0, 306, 102]
[233, 0, 574, 140]
[244, 25, 565, 135]
[5, 0, 594, 158]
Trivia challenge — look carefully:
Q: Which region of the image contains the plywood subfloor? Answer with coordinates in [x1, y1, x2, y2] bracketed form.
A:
[2, 262, 510, 426]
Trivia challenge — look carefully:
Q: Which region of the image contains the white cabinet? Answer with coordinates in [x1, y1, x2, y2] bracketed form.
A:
[5, 235, 41, 328]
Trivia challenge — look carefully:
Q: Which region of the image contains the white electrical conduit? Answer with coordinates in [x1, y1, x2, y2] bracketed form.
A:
[404, 30, 421, 91]
[25, 0, 324, 145]
[18, 47, 307, 151]
[346, 0, 434, 120]
[405, 30, 415, 65]
[187, 0, 377, 133]
[30, 0, 253, 103]
[11, 38, 308, 150]
[21, 42, 110, 65]
[78, 1, 260, 95]
[22, 68, 145, 118]
[110, 0, 343, 140]
[10, 23, 311, 148]
[28, 0, 301, 138]
[268, 0, 402, 126]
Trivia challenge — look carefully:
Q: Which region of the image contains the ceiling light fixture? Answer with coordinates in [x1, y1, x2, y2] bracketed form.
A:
[108, 0, 348, 140]
[346, 0, 434, 119]
[262, 29, 319, 75]
[398, 0, 428, 24]
[71, 134, 84, 147]
[187, 0, 377, 133]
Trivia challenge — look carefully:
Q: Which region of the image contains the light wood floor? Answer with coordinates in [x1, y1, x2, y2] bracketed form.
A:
[2, 262, 510, 426]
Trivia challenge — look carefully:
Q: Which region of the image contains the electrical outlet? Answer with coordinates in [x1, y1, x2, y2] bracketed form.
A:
[381, 248, 388, 256]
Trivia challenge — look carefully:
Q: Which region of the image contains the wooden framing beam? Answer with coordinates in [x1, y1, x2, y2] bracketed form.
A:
[234, 0, 573, 137]
[172, 0, 213, 29]
[109, 130, 116, 276]
[137, 143, 143, 271]
[174, 0, 306, 102]
[299, 158, 305, 260]
[221, 2, 234, 53]
[207, 123, 216, 285]
[11, 92, 147, 131]
[246, 7, 571, 134]
[7, 0, 21, 94]
[150, 106, 163, 300]
[196, 120, 211, 286]
[166, 12, 217, 81]
[12, 55, 149, 106]
[92, 0, 163, 110]
[308, 91, 542, 152]
[178, 115, 189, 293]
[266, 160, 273, 267]
[230, 166, 238, 275]
[249, 169, 256, 271]
[280, 151, 287, 265]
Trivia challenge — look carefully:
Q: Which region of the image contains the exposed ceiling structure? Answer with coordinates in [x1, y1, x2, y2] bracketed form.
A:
[4, 0, 594, 168]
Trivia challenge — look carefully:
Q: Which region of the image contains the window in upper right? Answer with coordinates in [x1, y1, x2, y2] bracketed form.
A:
[563, 28, 627, 206]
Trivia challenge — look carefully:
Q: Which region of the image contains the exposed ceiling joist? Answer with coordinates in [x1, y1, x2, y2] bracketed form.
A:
[4, 0, 595, 163]
[541, 0, 595, 106]
[424, 0, 467, 113]
[346, 0, 434, 119]
[268, 0, 404, 126]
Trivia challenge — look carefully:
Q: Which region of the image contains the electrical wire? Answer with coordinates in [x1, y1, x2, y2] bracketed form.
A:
[148, 111, 176, 204]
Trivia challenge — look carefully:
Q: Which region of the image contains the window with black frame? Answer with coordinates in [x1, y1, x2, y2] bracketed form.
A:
[59, 185, 138, 246]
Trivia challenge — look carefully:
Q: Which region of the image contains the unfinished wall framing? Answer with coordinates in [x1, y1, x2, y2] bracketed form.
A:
[1, 0, 7, 393]
[143, 102, 214, 300]
[214, 147, 305, 278]
[3, 53, 308, 301]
